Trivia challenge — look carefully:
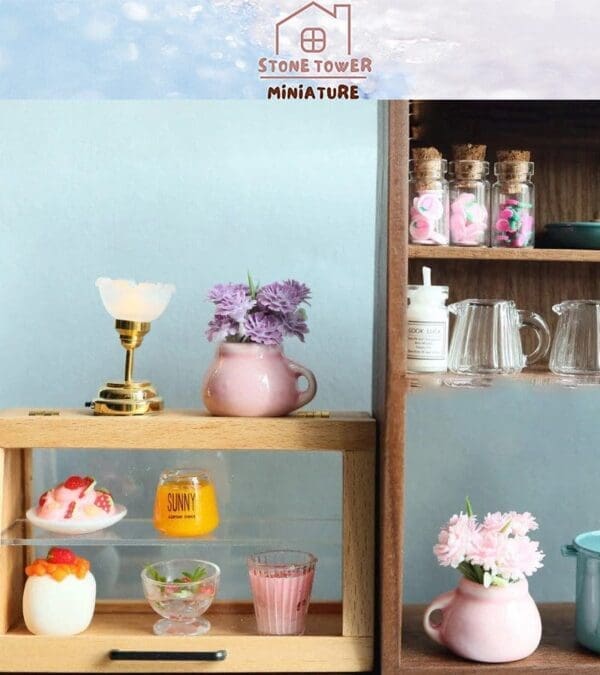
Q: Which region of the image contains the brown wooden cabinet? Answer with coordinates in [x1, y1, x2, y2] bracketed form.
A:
[375, 100, 600, 673]
[0, 410, 375, 672]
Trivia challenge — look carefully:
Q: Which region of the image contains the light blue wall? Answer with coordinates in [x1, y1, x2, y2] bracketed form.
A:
[1, 101, 587, 607]
[0, 101, 378, 598]
[404, 380, 600, 604]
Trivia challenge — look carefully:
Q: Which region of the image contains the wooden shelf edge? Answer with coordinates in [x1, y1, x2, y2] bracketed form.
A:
[406, 371, 586, 390]
[0, 409, 376, 451]
[401, 603, 600, 672]
[0, 601, 373, 673]
[409, 245, 600, 262]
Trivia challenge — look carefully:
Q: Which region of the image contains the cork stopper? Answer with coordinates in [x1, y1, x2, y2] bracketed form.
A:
[453, 144, 487, 161]
[450, 144, 488, 180]
[412, 147, 442, 161]
[411, 147, 445, 189]
[495, 149, 533, 188]
[497, 149, 531, 162]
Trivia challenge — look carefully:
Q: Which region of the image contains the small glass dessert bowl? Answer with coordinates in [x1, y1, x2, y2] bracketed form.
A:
[141, 559, 220, 636]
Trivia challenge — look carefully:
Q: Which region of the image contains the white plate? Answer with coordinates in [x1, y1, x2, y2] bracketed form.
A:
[25, 504, 127, 535]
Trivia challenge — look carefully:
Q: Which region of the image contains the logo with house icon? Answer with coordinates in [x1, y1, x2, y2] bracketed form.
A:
[275, 2, 351, 56]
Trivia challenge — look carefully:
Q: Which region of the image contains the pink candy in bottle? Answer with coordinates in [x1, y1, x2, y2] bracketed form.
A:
[448, 144, 490, 247]
[409, 147, 449, 246]
[492, 150, 535, 248]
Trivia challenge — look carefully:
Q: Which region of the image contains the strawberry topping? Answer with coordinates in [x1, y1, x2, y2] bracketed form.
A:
[63, 475, 88, 490]
[47, 547, 77, 564]
[64, 501, 76, 519]
[38, 490, 49, 508]
[94, 491, 114, 514]
[78, 476, 95, 498]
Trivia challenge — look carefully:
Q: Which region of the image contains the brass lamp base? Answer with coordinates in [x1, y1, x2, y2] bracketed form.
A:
[92, 380, 164, 416]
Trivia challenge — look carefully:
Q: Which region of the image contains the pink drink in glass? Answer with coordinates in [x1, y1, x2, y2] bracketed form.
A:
[247, 550, 317, 635]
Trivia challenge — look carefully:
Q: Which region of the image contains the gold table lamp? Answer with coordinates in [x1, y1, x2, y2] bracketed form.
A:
[92, 277, 175, 415]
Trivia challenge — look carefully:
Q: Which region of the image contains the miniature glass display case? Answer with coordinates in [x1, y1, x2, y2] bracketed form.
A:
[0, 409, 374, 673]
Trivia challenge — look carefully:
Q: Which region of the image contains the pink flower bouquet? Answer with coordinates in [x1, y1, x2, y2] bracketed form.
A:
[433, 498, 544, 588]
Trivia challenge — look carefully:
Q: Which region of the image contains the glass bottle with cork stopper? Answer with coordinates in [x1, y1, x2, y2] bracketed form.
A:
[406, 266, 449, 373]
[448, 144, 490, 247]
[492, 149, 535, 248]
[409, 147, 449, 246]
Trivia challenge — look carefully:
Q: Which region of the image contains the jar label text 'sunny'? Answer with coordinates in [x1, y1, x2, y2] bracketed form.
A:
[166, 491, 196, 520]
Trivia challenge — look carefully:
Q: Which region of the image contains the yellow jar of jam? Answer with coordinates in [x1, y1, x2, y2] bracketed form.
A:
[153, 469, 219, 537]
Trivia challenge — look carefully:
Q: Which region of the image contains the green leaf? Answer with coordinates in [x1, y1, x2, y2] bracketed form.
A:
[247, 271, 258, 299]
[192, 566, 207, 581]
[145, 565, 166, 583]
[465, 496, 473, 517]
[457, 561, 480, 584]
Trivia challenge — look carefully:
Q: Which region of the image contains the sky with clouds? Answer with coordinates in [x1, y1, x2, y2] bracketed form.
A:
[0, 0, 599, 98]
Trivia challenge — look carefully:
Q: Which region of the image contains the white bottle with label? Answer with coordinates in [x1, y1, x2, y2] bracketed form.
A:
[407, 266, 449, 373]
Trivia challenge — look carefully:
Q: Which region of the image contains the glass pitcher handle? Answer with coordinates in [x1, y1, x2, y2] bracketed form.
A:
[518, 310, 551, 366]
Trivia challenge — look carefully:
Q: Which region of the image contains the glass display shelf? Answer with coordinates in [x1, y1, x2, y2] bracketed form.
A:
[1, 517, 341, 547]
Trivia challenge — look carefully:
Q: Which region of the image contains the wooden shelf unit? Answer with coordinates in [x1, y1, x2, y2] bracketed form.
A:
[0, 409, 375, 673]
[409, 245, 600, 262]
[376, 100, 600, 673]
[405, 100, 600, 364]
[1, 601, 373, 673]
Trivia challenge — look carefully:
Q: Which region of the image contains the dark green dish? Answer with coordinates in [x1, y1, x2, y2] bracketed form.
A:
[544, 222, 600, 249]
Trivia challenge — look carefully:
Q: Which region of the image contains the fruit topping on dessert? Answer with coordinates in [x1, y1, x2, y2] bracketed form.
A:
[25, 548, 90, 582]
[94, 489, 114, 514]
[47, 547, 77, 564]
[35, 475, 116, 521]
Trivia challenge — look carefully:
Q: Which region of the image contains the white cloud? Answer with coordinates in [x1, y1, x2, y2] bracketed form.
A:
[83, 15, 117, 42]
[122, 2, 150, 22]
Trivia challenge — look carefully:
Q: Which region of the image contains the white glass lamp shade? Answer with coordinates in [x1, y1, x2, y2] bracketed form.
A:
[96, 277, 175, 322]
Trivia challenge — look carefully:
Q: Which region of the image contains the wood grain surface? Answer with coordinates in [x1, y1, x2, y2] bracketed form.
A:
[402, 603, 598, 672]
[373, 100, 409, 674]
[342, 449, 375, 637]
[0, 448, 27, 634]
[409, 245, 600, 262]
[0, 409, 375, 451]
[1, 601, 372, 672]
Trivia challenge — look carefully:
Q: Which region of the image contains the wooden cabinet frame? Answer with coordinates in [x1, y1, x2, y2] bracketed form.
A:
[376, 99, 600, 673]
[0, 410, 375, 673]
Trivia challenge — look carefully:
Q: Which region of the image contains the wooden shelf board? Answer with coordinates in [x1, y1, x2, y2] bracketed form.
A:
[1, 601, 372, 672]
[406, 370, 585, 390]
[409, 245, 600, 262]
[0, 409, 375, 451]
[402, 603, 597, 672]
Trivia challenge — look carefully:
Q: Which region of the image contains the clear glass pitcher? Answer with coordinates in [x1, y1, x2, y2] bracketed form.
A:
[549, 300, 600, 376]
[448, 299, 550, 374]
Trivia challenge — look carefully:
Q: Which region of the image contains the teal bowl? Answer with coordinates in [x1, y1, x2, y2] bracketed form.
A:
[562, 532, 600, 653]
[544, 222, 600, 249]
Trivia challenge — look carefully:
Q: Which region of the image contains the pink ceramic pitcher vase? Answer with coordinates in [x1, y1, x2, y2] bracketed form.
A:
[423, 578, 541, 663]
[202, 343, 317, 417]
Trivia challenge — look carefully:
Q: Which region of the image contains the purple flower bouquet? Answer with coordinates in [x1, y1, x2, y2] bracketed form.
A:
[206, 275, 310, 345]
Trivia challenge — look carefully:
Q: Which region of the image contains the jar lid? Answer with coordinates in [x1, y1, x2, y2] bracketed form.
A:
[159, 468, 212, 484]
[407, 285, 449, 302]
[573, 531, 600, 556]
